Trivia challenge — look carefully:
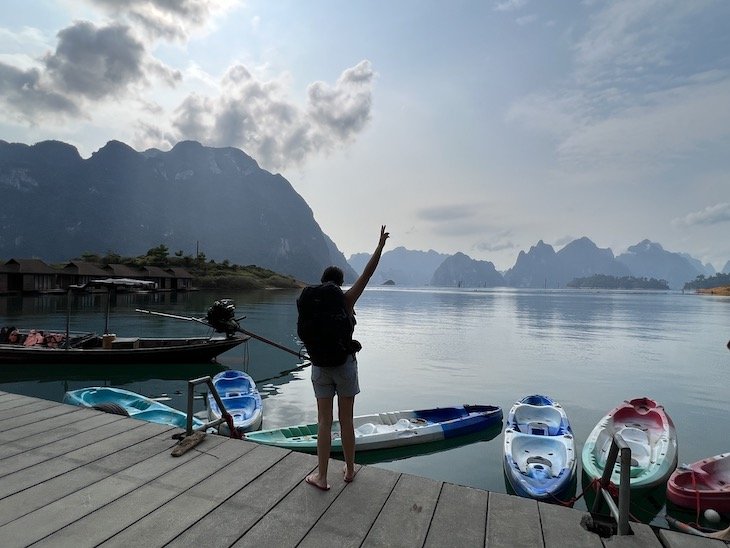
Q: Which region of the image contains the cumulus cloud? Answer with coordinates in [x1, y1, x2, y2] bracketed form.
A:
[44, 21, 179, 100]
[86, 0, 237, 41]
[673, 203, 730, 228]
[145, 60, 375, 170]
[0, 62, 80, 121]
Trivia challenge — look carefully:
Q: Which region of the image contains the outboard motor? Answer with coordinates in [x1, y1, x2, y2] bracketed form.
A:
[206, 299, 240, 336]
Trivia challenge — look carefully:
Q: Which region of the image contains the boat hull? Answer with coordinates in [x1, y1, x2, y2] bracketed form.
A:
[63, 386, 203, 429]
[208, 369, 263, 434]
[667, 453, 730, 514]
[0, 335, 245, 364]
[581, 397, 678, 490]
[503, 395, 576, 500]
[244, 404, 502, 453]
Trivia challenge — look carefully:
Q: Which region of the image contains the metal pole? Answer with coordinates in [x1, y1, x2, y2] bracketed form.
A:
[592, 441, 619, 513]
[618, 446, 631, 535]
[186, 380, 195, 435]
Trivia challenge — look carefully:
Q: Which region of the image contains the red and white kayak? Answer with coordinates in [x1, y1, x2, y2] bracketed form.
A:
[581, 397, 678, 489]
[667, 453, 730, 515]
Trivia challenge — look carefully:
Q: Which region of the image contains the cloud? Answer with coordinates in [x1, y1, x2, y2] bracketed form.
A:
[417, 203, 482, 222]
[0, 19, 181, 126]
[86, 0, 238, 41]
[150, 60, 375, 170]
[494, 0, 527, 12]
[44, 21, 141, 99]
[473, 230, 518, 253]
[0, 62, 80, 122]
[673, 203, 730, 228]
[506, 1, 730, 178]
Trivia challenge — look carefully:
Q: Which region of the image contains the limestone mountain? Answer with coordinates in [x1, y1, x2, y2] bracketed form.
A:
[430, 252, 505, 287]
[504, 237, 629, 288]
[615, 240, 706, 289]
[348, 246, 450, 286]
[0, 139, 355, 283]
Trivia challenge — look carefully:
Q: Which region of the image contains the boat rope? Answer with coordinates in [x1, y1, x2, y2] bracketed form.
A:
[551, 478, 641, 523]
[222, 411, 243, 440]
[690, 468, 702, 527]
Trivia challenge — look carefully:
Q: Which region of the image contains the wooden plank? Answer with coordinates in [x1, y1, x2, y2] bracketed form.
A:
[603, 523, 663, 547]
[229, 457, 351, 547]
[539, 502, 603, 548]
[298, 464, 400, 548]
[0, 404, 84, 438]
[486, 492, 544, 548]
[0, 411, 125, 463]
[424, 483, 489, 548]
[0, 400, 67, 429]
[0, 425, 175, 526]
[361, 472, 443, 548]
[0, 393, 34, 409]
[98, 443, 288, 547]
[32, 437, 254, 547]
[658, 529, 728, 547]
[0, 433, 225, 545]
[0, 393, 63, 411]
[168, 449, 316, 548]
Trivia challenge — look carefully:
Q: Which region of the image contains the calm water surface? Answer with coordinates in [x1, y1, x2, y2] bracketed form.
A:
[2, 287, 729, 524]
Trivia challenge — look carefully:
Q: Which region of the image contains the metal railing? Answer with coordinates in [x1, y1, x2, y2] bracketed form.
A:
[591, 431, 632, 535]
[184, 376, 230, 436]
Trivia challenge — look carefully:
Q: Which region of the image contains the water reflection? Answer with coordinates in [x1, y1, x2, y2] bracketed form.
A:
[2, 286, 730, 525]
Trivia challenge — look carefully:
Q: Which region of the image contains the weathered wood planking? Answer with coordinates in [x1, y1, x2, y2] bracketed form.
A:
[0, 390, 726, 548]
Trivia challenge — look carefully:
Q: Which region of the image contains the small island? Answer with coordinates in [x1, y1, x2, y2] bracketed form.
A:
[683, 273, 730, 295]
[566, 275, 669, 290]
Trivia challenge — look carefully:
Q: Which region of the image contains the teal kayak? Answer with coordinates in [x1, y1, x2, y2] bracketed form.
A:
[581, 397, 677, 489]
[64, 386, 204, 430]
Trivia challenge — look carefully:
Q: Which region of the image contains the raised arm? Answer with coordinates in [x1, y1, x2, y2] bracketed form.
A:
[344, 225, 389, 309]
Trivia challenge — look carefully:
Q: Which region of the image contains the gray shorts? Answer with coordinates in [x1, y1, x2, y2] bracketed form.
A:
[311, 354, 360, 399]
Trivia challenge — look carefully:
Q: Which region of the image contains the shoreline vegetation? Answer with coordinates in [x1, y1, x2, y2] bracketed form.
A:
[566, 275, 669, 290]
[74, 245, 303, 290]
[697, 286, 730, 296]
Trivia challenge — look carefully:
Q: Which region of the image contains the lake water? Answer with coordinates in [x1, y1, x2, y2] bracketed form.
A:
[2, 287, 729, 525]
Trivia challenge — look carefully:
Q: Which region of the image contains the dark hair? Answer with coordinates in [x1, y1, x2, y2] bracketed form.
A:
[321, 266, 344, 286]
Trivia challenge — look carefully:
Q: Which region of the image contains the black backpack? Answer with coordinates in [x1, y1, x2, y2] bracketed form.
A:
[297, 282, 358, 367]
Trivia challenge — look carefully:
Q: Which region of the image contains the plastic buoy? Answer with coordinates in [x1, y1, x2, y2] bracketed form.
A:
[704, 509, 721, 523]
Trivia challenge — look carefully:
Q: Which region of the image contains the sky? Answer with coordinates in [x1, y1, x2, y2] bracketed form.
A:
[1, 0, 729, 271]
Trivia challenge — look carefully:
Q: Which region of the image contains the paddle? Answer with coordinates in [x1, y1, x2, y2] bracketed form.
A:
[135, 308, 306, 359]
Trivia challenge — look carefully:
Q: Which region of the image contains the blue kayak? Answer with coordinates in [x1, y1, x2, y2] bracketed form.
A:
[503, 395, 576, 500]
[208, 369, 263, 435]
[63, 386, 204, 429]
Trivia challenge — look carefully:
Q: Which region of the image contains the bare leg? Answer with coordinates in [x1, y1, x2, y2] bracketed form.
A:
[306, 396, 333, 490]
[338, 395, 356, 482]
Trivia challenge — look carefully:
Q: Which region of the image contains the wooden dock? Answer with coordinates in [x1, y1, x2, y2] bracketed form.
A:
[0, 390, 726, 547]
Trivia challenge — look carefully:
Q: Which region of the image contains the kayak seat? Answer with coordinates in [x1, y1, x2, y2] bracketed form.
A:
[527, 421, 549, 436]
[526, 456, 552, 467]
[618, 427, 651, 469]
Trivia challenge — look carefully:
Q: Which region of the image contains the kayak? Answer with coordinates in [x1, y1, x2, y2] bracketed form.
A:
[208, 369, 263, 435]
[503, 395, 576, 500]
[63, 386, 204, 429]
[581, 397, 678, 489]
[244, 404, 502, 453]
[667, 453, 730, 515]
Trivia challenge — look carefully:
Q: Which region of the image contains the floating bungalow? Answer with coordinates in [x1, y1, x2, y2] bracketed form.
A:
[0, 259, 194, 295]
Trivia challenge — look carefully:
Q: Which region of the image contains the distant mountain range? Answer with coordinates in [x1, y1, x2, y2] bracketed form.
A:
[0, 139, 355, 284]
[349, 237, 725, 290]
[1, 138, 725, 290]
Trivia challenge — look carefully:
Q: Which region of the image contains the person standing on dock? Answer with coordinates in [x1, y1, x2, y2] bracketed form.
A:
[301, 225, 389, 490]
